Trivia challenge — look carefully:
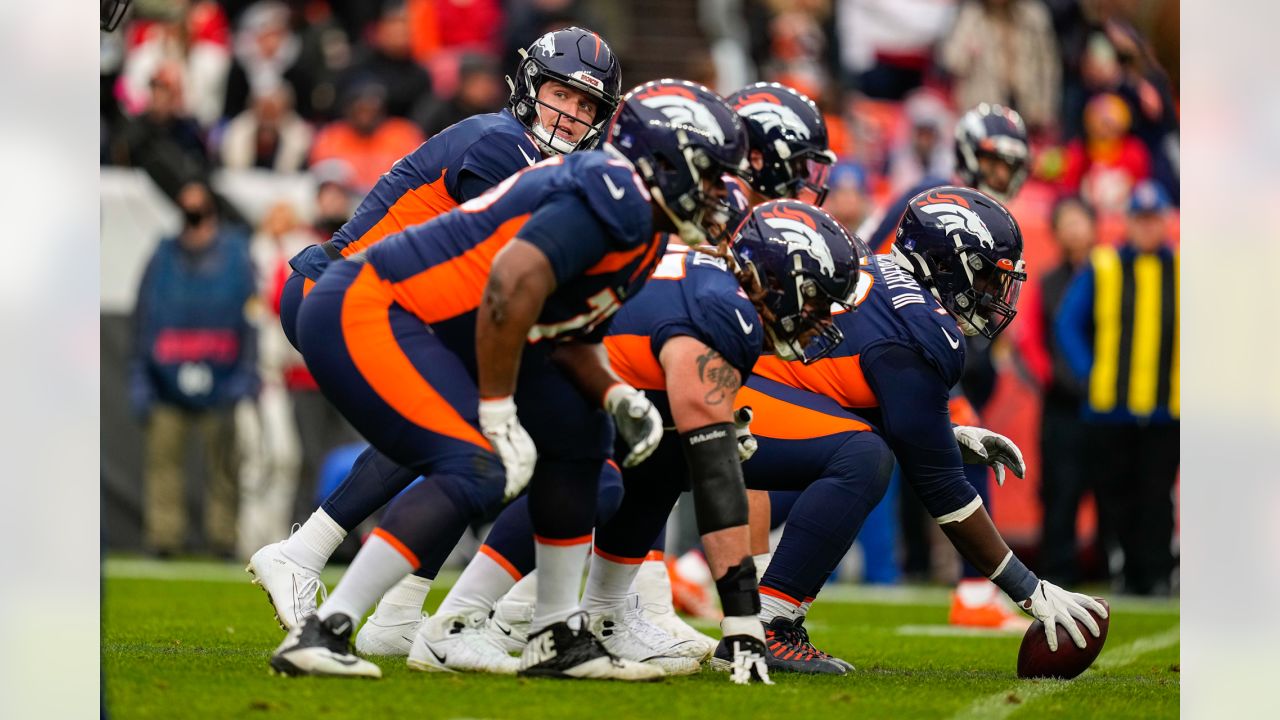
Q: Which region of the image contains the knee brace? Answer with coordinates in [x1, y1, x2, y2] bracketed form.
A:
[680, 423, 748, 535]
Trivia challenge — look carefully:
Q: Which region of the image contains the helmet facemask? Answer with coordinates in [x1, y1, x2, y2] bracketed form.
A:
[900, 243, 1026, 339]
[509, 51, 617, 156]
[755, 260, 850, 363]
[640, 131, 746, 246]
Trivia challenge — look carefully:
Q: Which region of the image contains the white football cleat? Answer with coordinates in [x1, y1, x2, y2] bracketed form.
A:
[485, 596, 533, 654]
[590, 598, 701, 676]
[633, 560, 717, 659]
[408, 611, 519, 675]
[270, 613, 381, 679]
[247, 541, 324, 630]
[355, 614, 424, 657]
[519, 613, 665, 681]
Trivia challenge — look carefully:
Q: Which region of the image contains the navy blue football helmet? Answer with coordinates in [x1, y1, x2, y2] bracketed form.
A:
[605, 79, 750, 246]
[955, 103, 1030, 202]
[727, 83, 837, 206]
[509, 27, 623, 155]
[732, 200, 861, 363]
[891, 186, 1026, 339]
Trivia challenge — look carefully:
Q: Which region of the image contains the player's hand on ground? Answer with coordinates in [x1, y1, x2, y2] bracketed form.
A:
[1020, 580, 1109, 652]
[953, 425, 1026, 486]
[605, 384, 664, 468]
[478, 396, 537, 500]
[733, 406, 758, 462]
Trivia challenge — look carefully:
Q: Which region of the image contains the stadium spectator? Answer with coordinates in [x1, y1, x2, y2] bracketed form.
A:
[1014, 196, 1098, 585]
[1100, 19, 1179, 204]
[117, 0, 232, 128]
[1060, 92, 1151, 213]
[342, 3, 434, 120]
[835, 0, 957, 100]
[403, 0, 504, 63]
[502, 0, 599, 63]
[411, 53, 506, 138]
[308, 80, 425, 192]
[1055, 180, 1179, 596]
[823, 161, 872, 232]
[130, 180, 258, 558]
[938, 0, 1060, 134]
[886, 89, 954, 196]
[218, 82, 313, 172]
[222, 1, 320, 122]
[112, 61, 213, 201]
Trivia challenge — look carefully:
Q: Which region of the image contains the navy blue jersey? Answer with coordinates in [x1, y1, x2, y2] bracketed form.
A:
[604, 243, 764, 421]
[290, 110, 540, 280]
[360, 151, 660, 364]
[753, 252, 976, 519]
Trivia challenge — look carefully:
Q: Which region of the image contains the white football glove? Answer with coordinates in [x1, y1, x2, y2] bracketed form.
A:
[605, 384, 664, 468]
[953, 425, 1026, 486]
[1020, 580, 1109, 652]
[734, 406, 758, 462]
[478, 396, 537, 501]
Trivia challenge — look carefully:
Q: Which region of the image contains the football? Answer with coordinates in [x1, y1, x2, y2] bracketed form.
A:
[1016, 598, 1110, 679]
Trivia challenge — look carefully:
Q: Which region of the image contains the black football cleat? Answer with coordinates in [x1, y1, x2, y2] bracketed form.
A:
[757, 616, 847, 675]
[710, 634, 775, 684]
[269, 613, 381, 678]
[517, 612, 664, 681]
[789, 616, 854, 671]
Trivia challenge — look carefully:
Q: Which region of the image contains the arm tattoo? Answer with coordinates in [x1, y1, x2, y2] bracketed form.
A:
[695, 348, 741, 405]
[484, 274, 507, 325]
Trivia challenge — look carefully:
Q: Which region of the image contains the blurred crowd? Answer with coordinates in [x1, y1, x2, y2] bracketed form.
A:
[104, 0, 1179, 595]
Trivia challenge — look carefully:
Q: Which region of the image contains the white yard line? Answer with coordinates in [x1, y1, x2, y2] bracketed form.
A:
[896, 624, 1025, 638]
[947, 625, 1180, 720]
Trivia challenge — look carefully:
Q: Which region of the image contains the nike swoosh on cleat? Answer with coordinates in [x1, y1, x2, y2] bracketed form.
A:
[428, 645, 447, 664]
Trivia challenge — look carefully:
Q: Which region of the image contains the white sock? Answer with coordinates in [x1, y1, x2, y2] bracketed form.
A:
[530, 535, 592, 631]
[630, 558, 673, 609]
[581, 549, 643, 617]
[281, 509, 346, 574]
[758, 589, 802, 623]
[502, 571, 539, 605]
[799, 598, 813, 617]
[368, 574, 432, 624]
[318, 530, 414, 623]
[722, 614, 765, 642]
[437, 545, 522, 617]
[752, 552, 772, 583]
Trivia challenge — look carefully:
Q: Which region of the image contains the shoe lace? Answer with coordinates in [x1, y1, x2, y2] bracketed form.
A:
[296, 573, 326, 611]
[788, 619, 829, 659]
[624, 605, 683, 651]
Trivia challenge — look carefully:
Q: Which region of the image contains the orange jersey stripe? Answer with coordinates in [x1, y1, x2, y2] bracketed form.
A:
[301, 277, 316, 297]
[478, 544, 524, 581]
[586, 242, 649, 276]
[751, 354, 878, 409]
[593, 546, 646, 565]
[534, 534, 593, 547]
[371, 527, 421, 568]
[603, 333, 665, 391]
[341, 265, 492, 450]
[759, 585, 803, 607]
[735, 384, 872, 440]
[390, 213, 531, 324]
[342, 175, 456, 257]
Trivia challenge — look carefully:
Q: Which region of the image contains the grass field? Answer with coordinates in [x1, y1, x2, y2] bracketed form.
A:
[103, 557, 1179, 719]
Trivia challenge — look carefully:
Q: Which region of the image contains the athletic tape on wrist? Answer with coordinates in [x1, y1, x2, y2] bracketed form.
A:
[715, 558, 761, 618]
[679, 422, 748, 534]
[989, 550, 1039, 602]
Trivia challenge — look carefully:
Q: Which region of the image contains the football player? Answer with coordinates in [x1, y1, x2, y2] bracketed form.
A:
[744, 186, 1107, 665]
[247, 27, 622, 651]
[268, 79, 752, 680]
[860, 103, 1037, 629]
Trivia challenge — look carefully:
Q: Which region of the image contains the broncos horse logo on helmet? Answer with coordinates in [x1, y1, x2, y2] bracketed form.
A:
[727, 83, 837, 205]
[508, 27, 623, 155]
[605, 79, 750, 247]
[732, 200, 860, 363]
[892, 186, 1026, 339]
